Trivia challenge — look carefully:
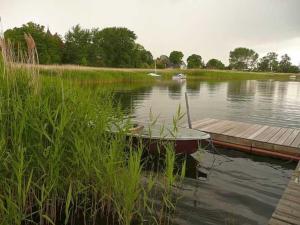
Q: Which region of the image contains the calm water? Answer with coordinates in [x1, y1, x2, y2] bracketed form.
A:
[111, 79, 299, 225]
[116, 79, 300, 128]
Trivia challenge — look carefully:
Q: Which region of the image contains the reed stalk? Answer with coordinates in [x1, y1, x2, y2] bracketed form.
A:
[0, 35, 185, 225]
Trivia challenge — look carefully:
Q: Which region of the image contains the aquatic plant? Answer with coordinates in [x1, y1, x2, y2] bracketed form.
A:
[0, 36, 185, 225]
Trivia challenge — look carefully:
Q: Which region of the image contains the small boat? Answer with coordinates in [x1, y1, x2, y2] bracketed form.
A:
[172, 73, 186, 80]
[147, 72, 161, 77]
[147, 60, 161, 77]
[109, 120, 210, 155]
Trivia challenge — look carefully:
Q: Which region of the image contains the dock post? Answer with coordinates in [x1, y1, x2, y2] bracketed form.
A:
[185, 92, 192, 129]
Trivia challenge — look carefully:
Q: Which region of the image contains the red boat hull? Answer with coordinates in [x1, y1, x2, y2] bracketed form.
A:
[132, 137, 200, 155]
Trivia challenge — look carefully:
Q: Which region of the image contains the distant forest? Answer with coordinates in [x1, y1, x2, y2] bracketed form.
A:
[3, 22, 300, 73]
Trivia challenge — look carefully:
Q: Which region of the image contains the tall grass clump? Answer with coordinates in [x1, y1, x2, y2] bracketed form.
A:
[40, 67, 157, 84]
[0, 36, 185, 225]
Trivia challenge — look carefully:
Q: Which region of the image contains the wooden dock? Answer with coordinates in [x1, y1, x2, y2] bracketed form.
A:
[268, 161, 300, 225]
[191, 118, 300, 224]
[192, 118, 300, 160]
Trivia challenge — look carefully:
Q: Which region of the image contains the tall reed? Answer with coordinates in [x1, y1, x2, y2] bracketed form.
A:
[0, 35, 185, 225]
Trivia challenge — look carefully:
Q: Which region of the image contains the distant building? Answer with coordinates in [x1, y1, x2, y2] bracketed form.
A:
[180, 61, 187, 69]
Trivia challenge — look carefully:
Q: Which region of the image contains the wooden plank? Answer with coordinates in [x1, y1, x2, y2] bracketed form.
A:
[276, 205, 300, 220]
[237, 124, 262, 138]
[260, 127, 282, 142]
[192, 119, 219, 129]
[278, 199, 300, 211]
[192, 118, 300, 158]
[191, 118, 214, 128]
[282, 193, 300, 205]
[275, 129, 295, 145]
[200, 120, 231, 133]
[284, 129, 300, 146]
[286, 183, 300, 191]
[209, 121, 239, 134]
[211, 121, 236, 133]
[253, 126, 274, 141]
[269, 217, 293, 225]
[273, 211, 300, 225]
[268, 128, 288, 143]
[285, 188, 300, 198]
[200, 120, 232, 132]
[191, 118, 212, 128]
[252, 126, 279, 142]
[247, 125, 269, 139]
[273, 145, 300, 156]
[223, 122, 252, 136]
[291, 132, 300, 148]
[211, 133, 253, 147]
[269, 161, 300, 225]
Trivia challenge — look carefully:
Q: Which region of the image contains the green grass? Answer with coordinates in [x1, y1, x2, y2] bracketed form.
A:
[37, 64, 296, 82]
[0, 55, 184, 225]
[158, 69, 295, 81]
[40, 67, 157, 83]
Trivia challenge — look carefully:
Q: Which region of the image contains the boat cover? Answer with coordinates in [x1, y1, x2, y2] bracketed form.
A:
[109, 120, 210, 141]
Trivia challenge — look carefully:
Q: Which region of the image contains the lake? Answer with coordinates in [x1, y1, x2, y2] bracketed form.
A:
[112, 78, 299, 225]
[115, 79, 300, 128]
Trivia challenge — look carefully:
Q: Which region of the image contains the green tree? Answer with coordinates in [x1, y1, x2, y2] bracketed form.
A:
[206, 58, 225, 69]
[63, 25, 91, 65]
[88, 28, 152, 68]
[277, 54, 299, 73]
[156, 55, 170, 69]
[96, 27, 137, 67]
[132, 44, 153, 68]
[257, 52, 278, 72]
[88, 28, 105, 66]
[187, 54, 203, 68]
[169, 51, 184, 68]
[277, 54, 292, 73]
[46, 31, 64, 64]
[4, 22, 63, 64]
[289, 65, 300, 73]
[229, 47, 259, 70]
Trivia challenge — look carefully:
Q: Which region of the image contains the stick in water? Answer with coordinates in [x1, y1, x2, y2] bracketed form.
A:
[185, 92, 192, 128]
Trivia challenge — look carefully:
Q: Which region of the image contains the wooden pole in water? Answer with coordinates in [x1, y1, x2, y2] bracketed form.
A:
[185, 92, 192, 128]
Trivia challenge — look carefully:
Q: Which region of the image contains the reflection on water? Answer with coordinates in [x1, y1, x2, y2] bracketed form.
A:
[101, 79, 300, 225]
[174, 148, 295, 225]
[115, 80, 300, 128]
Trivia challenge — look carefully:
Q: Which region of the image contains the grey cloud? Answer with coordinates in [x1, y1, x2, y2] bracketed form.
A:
[1, 0, 299, 64]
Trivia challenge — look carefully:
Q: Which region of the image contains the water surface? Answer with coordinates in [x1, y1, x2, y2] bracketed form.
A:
[115, 79, 300, 128]
[110, 79, 299, 224]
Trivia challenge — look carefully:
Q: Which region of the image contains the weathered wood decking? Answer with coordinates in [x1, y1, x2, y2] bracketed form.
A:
[192, 118, 300, 160]
[268, 161, 300, 225]
[191, 118, 300, 224]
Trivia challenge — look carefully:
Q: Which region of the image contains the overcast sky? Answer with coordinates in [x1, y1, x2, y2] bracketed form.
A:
[1, 0, 300, 65]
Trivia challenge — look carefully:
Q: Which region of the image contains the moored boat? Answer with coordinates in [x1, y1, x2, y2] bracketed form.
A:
[147, 72, 161, 77]
[172, 73, 186, 80]
[147, 60, 161, 77]
[109, 120, 210, 155]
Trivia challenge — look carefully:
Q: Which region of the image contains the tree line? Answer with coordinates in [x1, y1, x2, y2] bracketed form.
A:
[3, 22, 300, 73]
[4, 22, 153, 68]
[156, 48, 299, 73]
[228, 47, 299, 73]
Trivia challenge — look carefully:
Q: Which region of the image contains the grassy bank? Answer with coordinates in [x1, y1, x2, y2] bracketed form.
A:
[41, 68, 156, 83]
[159, 69, 297, 81]
[0, 47, 184, 224]
[35, 64, 298, 82]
